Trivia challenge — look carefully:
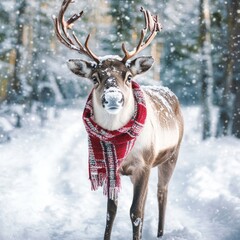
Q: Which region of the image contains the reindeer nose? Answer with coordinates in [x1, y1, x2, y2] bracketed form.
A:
[102, 89, 124, 105]
[102, 81, 124, 114]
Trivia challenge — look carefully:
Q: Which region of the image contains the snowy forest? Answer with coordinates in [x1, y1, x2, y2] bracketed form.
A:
[0, 0, 240, 240]
[0, 0, 239, 140]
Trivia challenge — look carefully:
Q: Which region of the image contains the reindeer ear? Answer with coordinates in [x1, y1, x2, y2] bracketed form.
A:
[129, 56, 154, 76]
[67, 59, 96, 78]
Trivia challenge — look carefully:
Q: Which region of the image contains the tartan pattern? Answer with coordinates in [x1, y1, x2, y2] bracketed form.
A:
[82, 81, 147, 200]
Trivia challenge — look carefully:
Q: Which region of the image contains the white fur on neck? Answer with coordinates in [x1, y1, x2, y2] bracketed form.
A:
[92, 90, 135, 131]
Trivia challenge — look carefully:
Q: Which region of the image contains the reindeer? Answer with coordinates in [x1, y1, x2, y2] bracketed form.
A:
[53, 1, 184, 239]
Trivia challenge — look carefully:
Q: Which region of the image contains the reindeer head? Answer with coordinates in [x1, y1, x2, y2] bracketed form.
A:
[67, 56, 154, 114]
[53, 0, 161, 114]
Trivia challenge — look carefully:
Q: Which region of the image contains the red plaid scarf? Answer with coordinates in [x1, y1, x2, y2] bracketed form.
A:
[82, 81, 147, 200]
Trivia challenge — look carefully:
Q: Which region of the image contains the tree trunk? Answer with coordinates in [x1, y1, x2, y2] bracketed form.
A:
[232, 81, 240, 138]
[7, 0, 27, 103]
[199, 0, 214, 140]
[216, 0, 236, 137]
[231, 0, 240, 138]
[151, 42, 162, 82]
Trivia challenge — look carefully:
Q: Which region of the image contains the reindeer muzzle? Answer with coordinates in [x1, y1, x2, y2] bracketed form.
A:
[102, 79, 124, 114]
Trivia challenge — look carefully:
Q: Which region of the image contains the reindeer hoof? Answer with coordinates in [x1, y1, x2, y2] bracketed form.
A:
[157, 230, 163, 238]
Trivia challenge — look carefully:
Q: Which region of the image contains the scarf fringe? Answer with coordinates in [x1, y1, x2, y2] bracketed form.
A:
[90, 175, 105, 190]
[91, 174, 121, 200]
[107, 187, 121, 200]
[103, 183, 121, 200]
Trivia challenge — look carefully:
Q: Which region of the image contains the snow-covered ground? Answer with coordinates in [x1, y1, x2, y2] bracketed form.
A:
[0, 105, 239, 240]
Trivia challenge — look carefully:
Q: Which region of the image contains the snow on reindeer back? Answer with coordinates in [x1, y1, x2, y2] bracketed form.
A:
[142, 85, 177, 115]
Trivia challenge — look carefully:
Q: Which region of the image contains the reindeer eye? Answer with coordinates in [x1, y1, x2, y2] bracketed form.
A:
[127, 75, 132, 83]
[92, 76, 99, 85]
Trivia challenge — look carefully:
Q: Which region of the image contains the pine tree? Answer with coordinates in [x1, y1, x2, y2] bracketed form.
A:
[106, 0, 143, 56]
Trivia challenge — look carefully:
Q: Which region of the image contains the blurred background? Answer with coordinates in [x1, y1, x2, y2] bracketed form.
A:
[0, 0, 239, 142]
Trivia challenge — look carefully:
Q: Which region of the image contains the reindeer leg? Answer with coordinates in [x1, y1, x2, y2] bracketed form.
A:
[104, 198, 118, 240]
[157, 151, 179, 238]
[157, 185, 168, 238]
[130, 168, 150, 240]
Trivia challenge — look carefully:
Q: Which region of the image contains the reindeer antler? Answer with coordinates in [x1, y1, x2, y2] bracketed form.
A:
[52, 0, 100, 64]
[121, 7, 162, 63]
